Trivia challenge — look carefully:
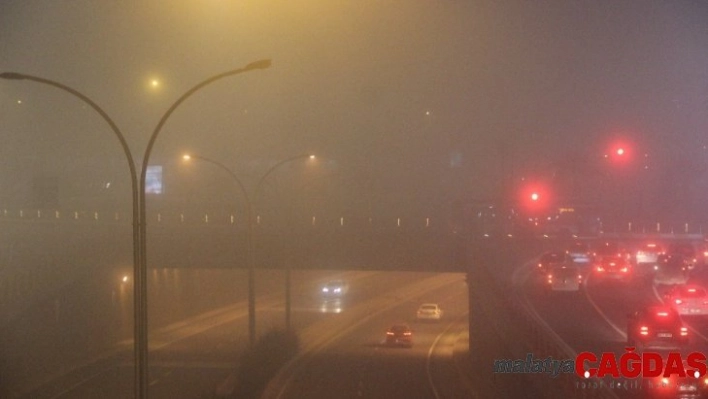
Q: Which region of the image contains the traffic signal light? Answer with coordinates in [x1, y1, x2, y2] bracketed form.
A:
[605, 140, 633, 165]
[519, 183, 549, 212]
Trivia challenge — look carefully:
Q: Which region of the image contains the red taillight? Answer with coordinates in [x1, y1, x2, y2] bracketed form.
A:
[681, 327, 688, 336]
[640, 326, 649, 336]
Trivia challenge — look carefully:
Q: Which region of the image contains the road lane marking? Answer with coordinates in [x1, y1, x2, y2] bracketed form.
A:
[426, 311, 472, 399]
[582, 274, 627, 340]
[264, 273, 465, 399]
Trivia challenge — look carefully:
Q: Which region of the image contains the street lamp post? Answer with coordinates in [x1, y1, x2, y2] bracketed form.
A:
[181, 154, 256, 345]
[138, 59, 270, 397]
[184, 153, 315, 334]
[1, 58, 270, 399]
[255, 154, 315, 330]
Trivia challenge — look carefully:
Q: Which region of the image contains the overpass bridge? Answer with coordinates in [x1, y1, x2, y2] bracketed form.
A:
[1, 207, 703, 325]
[0, 208, 481, 323]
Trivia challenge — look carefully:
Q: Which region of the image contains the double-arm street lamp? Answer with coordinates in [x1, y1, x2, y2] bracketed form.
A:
[182, 153, 315, 335]
[0, 58, 271, 399]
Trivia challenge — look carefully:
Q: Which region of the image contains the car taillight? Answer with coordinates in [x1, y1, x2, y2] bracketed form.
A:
[681, 327, 688, 336]
[640, 326, 649, 336]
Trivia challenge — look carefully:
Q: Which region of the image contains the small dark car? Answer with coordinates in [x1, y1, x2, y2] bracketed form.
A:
[385, 324, 413, 347]
[627, 306, 689, 349]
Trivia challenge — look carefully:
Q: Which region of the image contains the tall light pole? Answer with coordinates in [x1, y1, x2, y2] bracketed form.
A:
[183, 153, 315, 334]
[138, 59, 270, 397]
[255, 154, 316, 330]
[181, 154, 256, 345]
[1, 58, 270, 399]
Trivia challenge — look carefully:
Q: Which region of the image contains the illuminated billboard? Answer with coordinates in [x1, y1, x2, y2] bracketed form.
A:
[145, 165, 163, 194]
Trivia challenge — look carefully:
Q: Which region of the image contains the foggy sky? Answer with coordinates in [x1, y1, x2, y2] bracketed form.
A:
[2, 1, 708, 219]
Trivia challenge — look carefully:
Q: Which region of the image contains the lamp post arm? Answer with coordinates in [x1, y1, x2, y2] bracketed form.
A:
[189, 155, 251, 209]
[0, 72, 144, 398]
[140, 59, 271, 183]
[0, 73, 139, 189]
[255, 154, 313, 200]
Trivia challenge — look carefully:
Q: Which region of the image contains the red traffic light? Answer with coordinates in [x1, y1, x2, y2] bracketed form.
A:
[605, 139, 634, 165]
[519, 183, 549, 211]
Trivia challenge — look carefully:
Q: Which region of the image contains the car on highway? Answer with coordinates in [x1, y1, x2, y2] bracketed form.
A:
[593, 240, 632, 260]
[663, 285, 708, 316]
[666, 242, 699, 271]
[593, 255, 632, 281]
[385, 324, 413, 347]
[566, 241, 594, 264]
[627, 306, 689, 349]
[536, 251, 570, 274]
[416, 303, 443, 321]
[321, 279, 349, 297]
[546, 264, 583, 293]
[634, 241, 664, 265]
[641, 360, 708, 399]
[653, 254, 689, 286]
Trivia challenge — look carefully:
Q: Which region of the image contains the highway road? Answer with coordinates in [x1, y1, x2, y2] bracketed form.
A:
[513, 239, 708, 398]
[262, 273, 471, 399]
[7, 267, 475, 399]
[9, 235, 708, 399]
